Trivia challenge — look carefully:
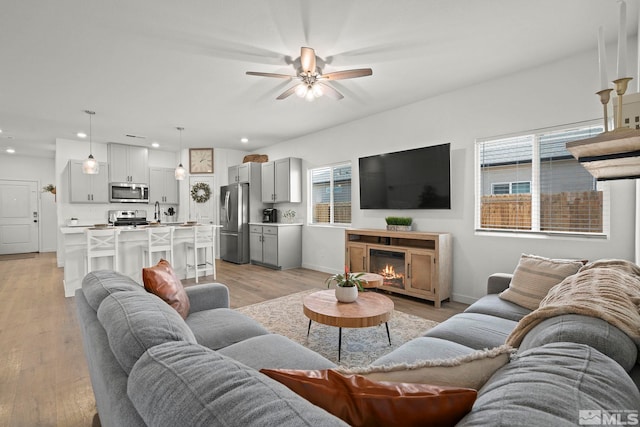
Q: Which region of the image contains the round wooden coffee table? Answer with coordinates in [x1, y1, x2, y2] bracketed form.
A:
[303, 289, 394, 361]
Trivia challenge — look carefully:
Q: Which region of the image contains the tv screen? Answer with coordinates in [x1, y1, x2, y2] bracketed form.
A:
[359, 143, 451, 209]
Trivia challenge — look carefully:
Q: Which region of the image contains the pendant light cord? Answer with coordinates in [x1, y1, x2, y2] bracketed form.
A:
[84, 110, 95, 155]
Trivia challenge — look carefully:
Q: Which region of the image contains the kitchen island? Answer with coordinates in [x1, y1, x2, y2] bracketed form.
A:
[59, 224, 219, 297]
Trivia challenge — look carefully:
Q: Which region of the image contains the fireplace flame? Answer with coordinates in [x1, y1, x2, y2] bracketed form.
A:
[379, 264, 404, 280]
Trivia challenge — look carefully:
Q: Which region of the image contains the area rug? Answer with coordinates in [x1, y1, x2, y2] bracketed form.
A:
[236, 290, 438, 367]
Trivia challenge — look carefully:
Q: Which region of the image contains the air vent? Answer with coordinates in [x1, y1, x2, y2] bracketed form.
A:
[125, 134, 147, 139]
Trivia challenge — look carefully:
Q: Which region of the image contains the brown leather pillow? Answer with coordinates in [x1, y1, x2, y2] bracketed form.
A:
[142, 259, 190, 319]
[260, 368, 476, 427]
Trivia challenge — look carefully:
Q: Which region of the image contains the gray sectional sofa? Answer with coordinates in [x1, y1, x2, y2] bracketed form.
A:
[76, 270, 640, 426]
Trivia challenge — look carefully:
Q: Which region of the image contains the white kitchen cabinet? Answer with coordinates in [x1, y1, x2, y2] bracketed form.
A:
[149, 167, 179, 204]
[228, 162, 261, 184]
[261, 157, 301, 203]
[108, 143, 149, 183]
[68, 160, 109, 203]
[249, 224, 301, 270]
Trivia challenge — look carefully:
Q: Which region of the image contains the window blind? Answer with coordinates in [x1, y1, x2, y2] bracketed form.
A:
[476, 122, 608, 236]
[310, 163, 352, 225]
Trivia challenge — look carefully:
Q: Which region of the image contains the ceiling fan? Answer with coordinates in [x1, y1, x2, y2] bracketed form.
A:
[246, 46, 372, 101]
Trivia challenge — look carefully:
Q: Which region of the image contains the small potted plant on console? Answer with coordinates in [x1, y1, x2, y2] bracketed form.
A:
[385, 216, 412, 231]
[325, 265, 366, 303]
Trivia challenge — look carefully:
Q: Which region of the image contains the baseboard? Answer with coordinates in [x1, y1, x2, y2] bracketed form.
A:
[451, 292, 478, 305]
[301, 262, 340, 275]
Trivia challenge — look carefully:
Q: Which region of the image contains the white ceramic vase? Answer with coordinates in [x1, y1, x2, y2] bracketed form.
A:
[335, 285, 358, 303]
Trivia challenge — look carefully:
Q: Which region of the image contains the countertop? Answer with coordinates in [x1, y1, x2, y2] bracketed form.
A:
[60, 223, 220, 234]
[248, 222, 303, 227]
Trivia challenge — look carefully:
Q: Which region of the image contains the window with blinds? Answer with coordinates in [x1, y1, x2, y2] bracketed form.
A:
[310, 163, 352, 225]
[476, 122, 607, 235]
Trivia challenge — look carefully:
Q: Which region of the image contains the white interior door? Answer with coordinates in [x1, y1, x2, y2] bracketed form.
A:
[0, 180, 39, 254]
[189, 176, 216, 224]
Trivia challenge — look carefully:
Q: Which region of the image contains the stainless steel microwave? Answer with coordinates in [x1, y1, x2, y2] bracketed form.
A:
[109, 183, 149, 203]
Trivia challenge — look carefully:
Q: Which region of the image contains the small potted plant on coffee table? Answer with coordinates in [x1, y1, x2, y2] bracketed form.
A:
[325, 266, 366, 303]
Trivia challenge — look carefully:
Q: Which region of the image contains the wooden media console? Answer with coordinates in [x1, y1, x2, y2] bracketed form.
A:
[345, 229, 452, 307]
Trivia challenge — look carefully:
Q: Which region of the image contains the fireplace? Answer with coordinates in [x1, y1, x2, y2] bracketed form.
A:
[369, 249, 405, 289]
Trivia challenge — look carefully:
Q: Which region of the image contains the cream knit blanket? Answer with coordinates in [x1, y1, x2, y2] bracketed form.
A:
[506, 259, 640, 351]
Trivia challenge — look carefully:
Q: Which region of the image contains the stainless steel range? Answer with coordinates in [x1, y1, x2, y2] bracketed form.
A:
[107, 209, 149, 226]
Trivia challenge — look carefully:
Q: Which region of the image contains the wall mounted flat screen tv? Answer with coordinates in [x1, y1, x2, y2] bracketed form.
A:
[359, 143, 451, 209]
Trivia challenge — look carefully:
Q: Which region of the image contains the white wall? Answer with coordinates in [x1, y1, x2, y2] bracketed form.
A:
[0, 154, 57, 252]
[261, 47, 636, 303]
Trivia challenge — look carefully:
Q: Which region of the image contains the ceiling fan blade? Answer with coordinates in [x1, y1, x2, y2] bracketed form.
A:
[318, 82, 344, 100]
[246, 71, 294, 79]
[276, 85, 299, 100]
[300, 47, 316, 73]
[321, 68, 373, 80]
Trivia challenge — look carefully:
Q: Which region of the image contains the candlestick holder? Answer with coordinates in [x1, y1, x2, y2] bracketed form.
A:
[596, 88, 613, 132]
[613, 77, 633, 131]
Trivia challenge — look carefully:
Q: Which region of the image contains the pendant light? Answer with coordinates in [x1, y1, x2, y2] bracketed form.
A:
[174, 126, 186, 180]
[82, 110, 99, 174]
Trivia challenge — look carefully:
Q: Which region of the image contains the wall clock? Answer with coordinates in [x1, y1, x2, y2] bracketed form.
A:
[189, 148, 214, 174]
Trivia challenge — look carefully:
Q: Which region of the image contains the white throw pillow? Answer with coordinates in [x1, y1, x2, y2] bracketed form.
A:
[499, 254, 583, 310]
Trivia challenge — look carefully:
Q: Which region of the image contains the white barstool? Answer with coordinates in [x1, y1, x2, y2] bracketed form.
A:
[185, 225, 216, 283]
[142, 226, 174, 267]
[85, 228, 120, 274]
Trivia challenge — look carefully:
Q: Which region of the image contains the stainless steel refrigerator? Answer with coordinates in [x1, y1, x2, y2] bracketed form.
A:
[220, 183, 250, 264]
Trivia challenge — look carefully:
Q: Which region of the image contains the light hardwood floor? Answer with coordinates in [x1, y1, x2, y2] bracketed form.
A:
[0, 252, 467, 426]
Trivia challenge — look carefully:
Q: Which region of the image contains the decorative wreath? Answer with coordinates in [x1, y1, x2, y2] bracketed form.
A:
[190, 182, 211, 203]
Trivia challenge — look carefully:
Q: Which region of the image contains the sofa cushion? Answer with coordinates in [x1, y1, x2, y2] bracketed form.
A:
[464, 294, 531, 322]
[261, 368, 477, 427]
[185, 308, 269, 350]
[458, 343, 640, 426]
[372, 337, 475, 366]
[82, 270, 144, 311]
[75, 290, 146, 427]
[219, 334, 336, 370]
[423, 313, 517, 350]
[519, 314, 638, 372]
[499, 254, 583, 310]
[340, 345, 513, 390]
[97, 291, 197, 374]
[142, 259, 190, 319]
[128, 341, 348, 426]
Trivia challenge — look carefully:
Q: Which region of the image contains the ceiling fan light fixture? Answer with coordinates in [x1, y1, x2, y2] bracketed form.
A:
[305, 88, 316, 102]
[246, 46, 371, 101]
[312, 84, 323, 98]
[82, 110, 99, 175]
[295, 84, 308, 98]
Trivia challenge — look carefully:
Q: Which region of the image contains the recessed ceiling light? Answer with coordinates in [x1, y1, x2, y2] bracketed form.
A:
[151, 142, 160, 148]
[240, 137, 249, 143]
[77, 131, 87, 138]
[0, 129, 3, 133]
[6, 148, 15, 154]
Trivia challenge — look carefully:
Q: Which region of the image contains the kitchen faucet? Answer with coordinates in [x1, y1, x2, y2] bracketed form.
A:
[154, 201, 161, 223]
